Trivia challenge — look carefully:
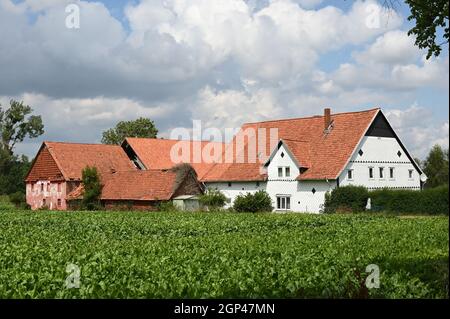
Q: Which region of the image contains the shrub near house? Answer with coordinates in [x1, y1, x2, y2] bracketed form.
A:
[323, 185, 449, 215]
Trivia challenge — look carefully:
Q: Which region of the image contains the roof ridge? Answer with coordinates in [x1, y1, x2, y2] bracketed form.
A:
[126, 137, 226, 144]
[243, 107, 381, 125]
[45, 141, 118, 147]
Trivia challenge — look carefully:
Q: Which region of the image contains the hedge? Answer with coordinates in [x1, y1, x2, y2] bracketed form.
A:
[370, 185, 448, 215]
[323, 185, 448, 215]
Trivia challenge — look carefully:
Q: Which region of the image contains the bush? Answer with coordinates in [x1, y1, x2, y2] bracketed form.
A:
[8, 192, 29, 209]
[158, 201, 179, 212]
[370, 185, 448, 215]
[81, 166, 102, 211]
[199, 189, 227, 211]
[233, 190, 273, 213]
[324, 185, 449, 215]
[323, 185, 369, 214]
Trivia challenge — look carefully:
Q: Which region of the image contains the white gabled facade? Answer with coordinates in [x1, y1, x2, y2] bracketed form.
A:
[204, 109, 426, 214]
[338, 135, 424, 190]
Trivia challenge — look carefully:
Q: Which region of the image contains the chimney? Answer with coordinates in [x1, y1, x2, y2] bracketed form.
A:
[324, 108, 331, 130]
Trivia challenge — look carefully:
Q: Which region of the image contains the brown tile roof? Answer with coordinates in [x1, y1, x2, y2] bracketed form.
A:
[100, 170, 178, 201]
[28, 142, 136, 182]
[201, 108, 380, 181]
[124, 138, 226, 179]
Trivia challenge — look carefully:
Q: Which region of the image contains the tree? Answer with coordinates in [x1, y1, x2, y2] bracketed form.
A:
[0, 100, 43, 195]
[406, 0, 449, 59]
[81, 166, 103, 210]
[0, 99, 44, 156]
[382, 0, 449, 59]
[101, 117, 158, 145]
[423, 144, 449, 188]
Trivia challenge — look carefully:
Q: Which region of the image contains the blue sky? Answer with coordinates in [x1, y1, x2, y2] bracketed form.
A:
[1, 0, 448, 159]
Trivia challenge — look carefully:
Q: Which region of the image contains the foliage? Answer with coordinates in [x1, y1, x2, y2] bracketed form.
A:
[233, 190, 273, 213]
[8, 191, 26, 208]
[157, 201, 179, 212]
[0, 211, 447, 298]
[81, 166, 102, 211]
[199, 189, 227, 210]
[0, 99, 42, 196]
[323, 185, 369, 214]
[422, 144, 449, 188]
[101, 117, 158, 145]
[0, 153, 31, 195]
[0, 99, 44, 156]
[405, 0, 449, 59]
[370, 185, 449, 215]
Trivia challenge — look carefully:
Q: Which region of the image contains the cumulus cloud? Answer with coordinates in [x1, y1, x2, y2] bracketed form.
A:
[386, 104, 449, 159]
[0, 0, 448, 158]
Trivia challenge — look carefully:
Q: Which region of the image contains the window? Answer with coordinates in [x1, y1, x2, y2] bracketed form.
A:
[228, 182, 232, 187]
[276, 196, 291, 210]
[47, 183, 50, 192]
[389, 167, 395, 179]
[408, 169, 414, 179]
[42, 198, 46, 207]
[278, 167, 283, 177]
[379, 167, 384, 179]
[41, 183, 44, 192]
[369, 167, 374, 179]
[285, 167, 290, 177]
[256, 181, 260, 187]
[347, 169, 353, 180]
[57, 199, 62, 207]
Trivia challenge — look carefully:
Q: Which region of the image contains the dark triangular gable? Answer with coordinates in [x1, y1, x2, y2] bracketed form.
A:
[365, 111, 423, 174]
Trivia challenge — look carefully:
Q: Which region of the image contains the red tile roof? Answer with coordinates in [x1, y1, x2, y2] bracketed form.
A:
[124, 138, 226, 179]
[201, 108, 380, 181]
[100, 170, 178, 201]
[28, 142, 136, 181]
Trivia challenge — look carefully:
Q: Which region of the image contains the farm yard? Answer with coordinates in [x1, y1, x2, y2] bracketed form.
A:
[0, 210, 448, 299]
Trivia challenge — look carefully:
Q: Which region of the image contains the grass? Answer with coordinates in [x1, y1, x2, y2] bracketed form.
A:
[0, 210, 448, 298]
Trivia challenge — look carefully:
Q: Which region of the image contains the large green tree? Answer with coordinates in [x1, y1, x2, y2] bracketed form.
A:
[0, 100, 44, 156]
[0, 100, 44, 195]
[101, 117, 158, 145]
[423, 144, 449, 188]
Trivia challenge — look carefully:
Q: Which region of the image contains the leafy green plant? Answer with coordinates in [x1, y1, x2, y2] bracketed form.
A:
[233, 190, 273, 213]
[323, 185, 369, 214]
[157, 201, 179, 212]
[81, 166, 102, 211]
[0, 210, 447, 298]
[199, 189, 227, 211]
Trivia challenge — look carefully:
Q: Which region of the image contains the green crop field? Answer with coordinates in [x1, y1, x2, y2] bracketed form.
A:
[0, 210, 448, 298]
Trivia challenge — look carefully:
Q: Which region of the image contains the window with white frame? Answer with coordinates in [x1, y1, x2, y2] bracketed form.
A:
[347, 169, 353, 180]
[408, 169, 414, 179]
[278, 167, 283, 177]
[285, 167, 290, 177]
[276, 195, 291, 210]
[389, 167, 395, 179]
[369, 167, 374, 179]
[379, 167, 384, 179]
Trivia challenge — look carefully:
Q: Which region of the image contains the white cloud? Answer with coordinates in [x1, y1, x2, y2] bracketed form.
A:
[386, 104, 449, 159]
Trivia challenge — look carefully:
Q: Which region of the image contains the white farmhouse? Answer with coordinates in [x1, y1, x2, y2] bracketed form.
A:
[201, 108, 427, 213]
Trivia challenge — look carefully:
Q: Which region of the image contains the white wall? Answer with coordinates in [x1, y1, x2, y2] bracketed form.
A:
[339, 136, 422, 190]
[206, 181, 267, 208]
